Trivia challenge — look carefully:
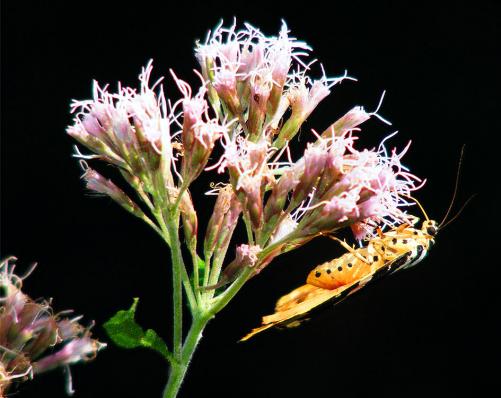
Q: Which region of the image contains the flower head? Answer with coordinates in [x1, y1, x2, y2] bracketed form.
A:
[171, 71, 229, 183]
[196, 21, 310, 88]
[273, 69, 355, 148]
[289, 133, 422, 239]
[196, 21, 313, 136]
[0, 257, 104, 396]
[68, 61, 174, 178]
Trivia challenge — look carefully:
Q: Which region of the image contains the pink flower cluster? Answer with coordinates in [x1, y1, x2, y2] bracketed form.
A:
[0, 257, 104, 396]
[66, 20, 424, 277]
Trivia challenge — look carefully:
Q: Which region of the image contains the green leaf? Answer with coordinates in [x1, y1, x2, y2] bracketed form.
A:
[103, 298, 172, 362]
[140, 329, 170, 359]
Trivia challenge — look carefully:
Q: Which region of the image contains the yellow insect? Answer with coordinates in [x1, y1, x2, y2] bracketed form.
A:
[306, 216, 437, 290]
[240, 215, 434, 341]
[241, 152, 471, 341]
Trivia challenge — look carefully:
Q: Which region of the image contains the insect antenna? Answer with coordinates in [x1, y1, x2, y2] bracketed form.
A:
[438, 145, 465, 228]
[438, 193, 476, 230]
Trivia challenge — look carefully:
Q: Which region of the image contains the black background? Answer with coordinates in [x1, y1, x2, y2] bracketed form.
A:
[2, 1, 499, 397]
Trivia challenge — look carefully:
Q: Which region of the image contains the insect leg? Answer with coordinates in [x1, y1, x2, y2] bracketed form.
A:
[323, 235, 370, 264]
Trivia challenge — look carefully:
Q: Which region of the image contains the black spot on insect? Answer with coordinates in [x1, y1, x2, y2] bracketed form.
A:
[392, 238, 397, 245]
[337, 266, 343, 272]
[373, 255, 379, 262]
[253, 94, 260, 103]
[402, 239, 408, 244]
[413, 231, 418, 235]
[347, 263, 353, 268]
[315, 271, 321, 278]
[381, 246, 385, 252]
[326, 269, 332, 274]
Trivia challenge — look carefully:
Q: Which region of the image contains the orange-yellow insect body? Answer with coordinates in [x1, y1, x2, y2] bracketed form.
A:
[306, 248, 383, 289]
[306, 218, 438, 290]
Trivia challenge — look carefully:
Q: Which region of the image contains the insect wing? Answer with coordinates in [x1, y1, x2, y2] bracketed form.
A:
[240, 251, 413, 341]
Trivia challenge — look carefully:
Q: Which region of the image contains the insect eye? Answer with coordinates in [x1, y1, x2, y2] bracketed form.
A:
[426, 226, 437, 236]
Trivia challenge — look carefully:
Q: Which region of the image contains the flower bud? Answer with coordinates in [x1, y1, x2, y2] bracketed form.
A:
[82, 168, 143, 217]
[179, 191, 198, 253]
[219, 244, 261, 284]
[297, 191, 359, 236]
[170, 73, 227, 184]
[66, 125, 127, 168]
[268, 22, 310, 115]
[204, 186, 242, 262]
[321, 106, 371, 139]
[246, 75, 272, 139]
[238, 174, 265, 230]
[314, 150, 344, 200]
[273, 78, 331, 149]
[212, 70, 243, 116]
[33, 335, 105, 374]
[183, 120, 226, 183]
[264, 169, 300, 226]
[290, 144, 328, 208]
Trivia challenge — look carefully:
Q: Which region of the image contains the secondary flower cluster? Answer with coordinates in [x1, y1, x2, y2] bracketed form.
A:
[0, 257, 104, 396]
[67, 21, 422, 285]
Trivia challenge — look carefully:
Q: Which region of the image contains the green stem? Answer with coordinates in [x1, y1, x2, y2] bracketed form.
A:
[167, 218, 184, 361]
[172, 182, 189, 212]
[202, 253, 212, 287]
[191, 250, 202, 304]
[206, 252, 224, 291]
[243, 212, 255, 245]
[209, 267, 253, 315]
[157, 206, 196, 309]
[162, 315, 209, 398]
[162, 267, 253, 397]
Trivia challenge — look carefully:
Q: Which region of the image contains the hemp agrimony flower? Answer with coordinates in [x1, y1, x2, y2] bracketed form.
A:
[0, 257, 104, 397]
[66, 20, 424, 397]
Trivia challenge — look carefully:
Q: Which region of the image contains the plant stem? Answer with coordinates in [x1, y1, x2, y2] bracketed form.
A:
[243, 212, 255, 245]
[162, 315, 209, 398]
[209, 267, 253, 315]
[166, 218, 184, 361]
[158, 206, 197, 309]
[161, 266, 253, 397]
